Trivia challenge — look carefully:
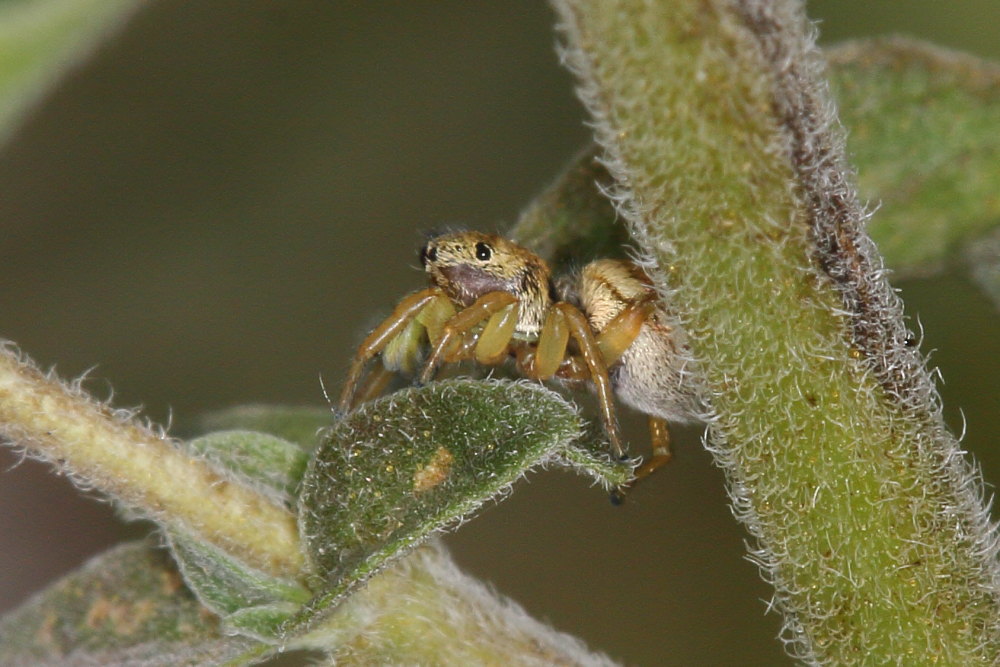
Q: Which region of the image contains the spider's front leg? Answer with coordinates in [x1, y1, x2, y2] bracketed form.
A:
[339, 287, 453, 413]
[417, 291, 518, 385]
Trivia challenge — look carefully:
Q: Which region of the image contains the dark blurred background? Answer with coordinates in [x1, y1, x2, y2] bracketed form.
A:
[0, 1, 996, 664]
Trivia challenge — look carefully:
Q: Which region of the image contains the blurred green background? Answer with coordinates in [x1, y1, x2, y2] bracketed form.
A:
[0, 1, 996, 664]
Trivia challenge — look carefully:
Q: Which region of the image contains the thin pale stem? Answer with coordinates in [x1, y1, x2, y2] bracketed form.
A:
[0, 344, 304, 578]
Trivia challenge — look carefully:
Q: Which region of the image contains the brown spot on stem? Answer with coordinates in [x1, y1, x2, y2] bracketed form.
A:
[413, 447, 454, 492]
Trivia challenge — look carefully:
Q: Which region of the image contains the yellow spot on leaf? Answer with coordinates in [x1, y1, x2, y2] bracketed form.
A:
[413, 446, 454, 492]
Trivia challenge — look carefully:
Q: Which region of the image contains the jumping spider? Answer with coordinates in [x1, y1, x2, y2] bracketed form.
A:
[339, 231, 700, 496]
[558, 258, 702, 489]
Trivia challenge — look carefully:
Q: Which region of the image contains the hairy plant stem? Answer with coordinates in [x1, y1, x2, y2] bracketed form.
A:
[0, 345, 304, 578]
[552, 0, 1000, 662]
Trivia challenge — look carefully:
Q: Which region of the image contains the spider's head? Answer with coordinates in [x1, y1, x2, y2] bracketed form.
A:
[420, 231, 553, 317]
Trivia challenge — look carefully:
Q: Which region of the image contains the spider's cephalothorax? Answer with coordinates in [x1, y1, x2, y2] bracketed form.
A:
[338, 231, 626, 460]
[419, 232, 552, 336]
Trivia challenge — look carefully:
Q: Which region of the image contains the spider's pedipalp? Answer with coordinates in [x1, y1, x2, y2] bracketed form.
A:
[475, 303, 519, 364]
[533, 308, 570, 379]
[418, 290, 517, 385]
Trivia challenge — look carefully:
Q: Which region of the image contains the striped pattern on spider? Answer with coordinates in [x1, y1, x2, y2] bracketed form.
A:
[338, 230, 701, 497]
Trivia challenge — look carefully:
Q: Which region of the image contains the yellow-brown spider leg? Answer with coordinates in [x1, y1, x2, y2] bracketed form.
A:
[552, 303, 625, 460]
[474, 303, 518, 365]
[551, 301, 653, 381]
[339, 287, 445, 413]
[355, 294, 461, 408]
[513, 343, 537, 378]
[552, 355, 589, 381]
[350, 363, 396, 409]
[633, 416, 673, 481]
[418, 293, 459, 346]
[532, 308, 571, 379]
[438, 330, 479, 365]
[418, 291, 518, 385]
[595, 301, 656, 367]
[611, 417, 673, 504]
[381, 316, 426, 376]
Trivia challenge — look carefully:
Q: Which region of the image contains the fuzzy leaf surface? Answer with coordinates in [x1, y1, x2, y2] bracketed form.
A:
[295, 379, 628, 632]
[829, 37, 1000, 275]
[166, 528, 309, 642]
[0, 540, 258, 666]
[186, 430, 310, 507]
[966, 227, 1000, 310]
[513, 39, 1000, 282]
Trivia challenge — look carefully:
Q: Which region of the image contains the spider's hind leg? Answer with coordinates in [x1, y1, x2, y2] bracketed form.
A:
[633, 416, 674, 481]
[556, 299, 677, 501]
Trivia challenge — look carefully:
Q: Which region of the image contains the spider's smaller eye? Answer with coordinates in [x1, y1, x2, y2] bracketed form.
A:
[420, 244, 437, 266]
[475, 242, 492, 261]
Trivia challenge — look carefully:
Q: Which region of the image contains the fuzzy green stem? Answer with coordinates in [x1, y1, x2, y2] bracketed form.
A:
[0, 345, 304, 578]
[553, 0, 1000, 662]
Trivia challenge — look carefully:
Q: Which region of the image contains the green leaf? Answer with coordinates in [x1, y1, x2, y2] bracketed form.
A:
[224, 603, 303, 641]
[0, 540, 259, 666]
[293, 379, 627, 634]
[829, 37, 1000, 275]
[165, 529, 309, 642]
[186, 430, 310, 507]
[194, 405, 332, 450]
[0, 0, 142, 144]
[965, 227, 1000, 309]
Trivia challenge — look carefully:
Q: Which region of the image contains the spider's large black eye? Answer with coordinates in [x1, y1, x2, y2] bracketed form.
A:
[475, 242, 492, 261]
[420, 244, 437, 266]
